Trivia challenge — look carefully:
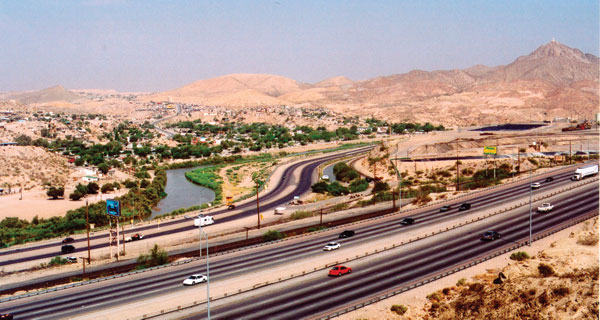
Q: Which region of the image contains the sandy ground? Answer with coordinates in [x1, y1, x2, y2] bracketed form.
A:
[0, 188, 129, 221]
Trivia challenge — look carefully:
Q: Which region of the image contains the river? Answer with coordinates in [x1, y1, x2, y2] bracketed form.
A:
[150, 167, 215, 219]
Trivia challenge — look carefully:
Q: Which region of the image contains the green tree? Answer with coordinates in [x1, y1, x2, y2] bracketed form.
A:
[311, 181, 329, 194]
[69, 191, 84, 201]
[87, 182, 99, 194]
[75, 183, 88, 195]
[46, 186, 65, 199]
[326, 181, 350, 196]
[98, 163, 110, 175]
[101, 183, 114, 193]
[373, 181, 390, 193]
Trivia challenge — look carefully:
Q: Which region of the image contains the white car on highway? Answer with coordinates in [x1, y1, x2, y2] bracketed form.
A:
[183, 274, 207, 286]
[537, 203, 554, 213]
[531, 182, 541, 189]
[323, 242, 341, 251]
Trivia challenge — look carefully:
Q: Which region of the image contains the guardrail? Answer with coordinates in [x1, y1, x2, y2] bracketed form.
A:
[134, 177, 599, 320]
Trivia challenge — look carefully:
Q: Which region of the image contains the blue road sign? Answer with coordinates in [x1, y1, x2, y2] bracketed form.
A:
[106, 199, 121, 217]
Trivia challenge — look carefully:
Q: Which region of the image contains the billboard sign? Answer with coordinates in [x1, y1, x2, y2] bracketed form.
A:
[106, 199, 121, 217]
[483, 146, 497, 155]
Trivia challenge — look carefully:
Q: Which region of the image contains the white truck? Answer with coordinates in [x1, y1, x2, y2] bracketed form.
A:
[274, 207, 286, 215]
[571, 164, 599, 181]
[537, 203, 554, 213]
[194, 215, 214, 227]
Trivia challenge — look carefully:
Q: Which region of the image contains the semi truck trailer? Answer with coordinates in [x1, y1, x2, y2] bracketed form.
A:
[571, 164, 599, 181]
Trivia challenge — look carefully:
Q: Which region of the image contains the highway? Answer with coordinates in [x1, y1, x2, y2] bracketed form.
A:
[193, 184, 599, 320]
[1, 167, 596, 319]
[0, 146, 373, 267]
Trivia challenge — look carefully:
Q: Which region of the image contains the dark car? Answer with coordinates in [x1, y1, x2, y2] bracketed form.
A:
[227, 204, 236, 210]
[62, 237, 75, 244]
[481, 230, 501, 241]
[339, 230, 355, 238]
[458, 203, 471, 211]
[61, 245, 75, 254]
[440, 205, 451, 212]
[545, 177, 554, 182]
[400, 217, 415, 225]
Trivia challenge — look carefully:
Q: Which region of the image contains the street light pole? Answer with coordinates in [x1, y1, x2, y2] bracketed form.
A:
[198, 225, 211, 319]
[529, 168, 533, 246]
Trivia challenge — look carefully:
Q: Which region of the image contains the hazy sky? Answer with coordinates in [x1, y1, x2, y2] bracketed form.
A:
[1, 0, 598, 92]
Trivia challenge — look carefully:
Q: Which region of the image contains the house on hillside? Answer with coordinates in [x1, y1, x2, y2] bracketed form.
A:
[83, 176, 99, 182]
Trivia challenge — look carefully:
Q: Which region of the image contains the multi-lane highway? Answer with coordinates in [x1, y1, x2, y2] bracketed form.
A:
[1, 164, 596, 319]
[191, 183, 599, 320]
[0, 146, 373, 268]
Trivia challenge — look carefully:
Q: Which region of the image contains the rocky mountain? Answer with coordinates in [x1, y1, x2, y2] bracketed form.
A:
[148, 41, 598, 124]
[1, 85, 83, 105]
[481, 40, 599, 86]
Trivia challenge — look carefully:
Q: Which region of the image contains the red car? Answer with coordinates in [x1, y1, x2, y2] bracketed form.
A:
[328, 265, 352, 277]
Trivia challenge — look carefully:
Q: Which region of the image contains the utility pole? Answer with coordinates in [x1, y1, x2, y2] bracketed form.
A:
[256, 181, 261, 230]
[456, 140, 460, 191]
[320, 207, 323, 226]
[569, 140, 572, 165]
[86, 200, 90, 265]
[494, 137, 498, 179]
[122, 224, 126, 256]
[517, 146, 520, 174]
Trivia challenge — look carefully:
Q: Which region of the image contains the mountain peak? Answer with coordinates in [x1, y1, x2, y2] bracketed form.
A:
[518, 40, 593, 64]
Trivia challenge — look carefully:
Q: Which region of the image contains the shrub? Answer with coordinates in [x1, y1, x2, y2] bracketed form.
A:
[349, 179, 369, 193]
[552, 286, 570, 297]
[69, 191, 84, 201]
[442, 287, 451, 295]
[372, 181, 390, 193]
[46, 186, 65, 199]
[101, 183, 114, 193]
[427, 292, 441, 301]
[87, 182, 99, 194]
[437, 170, 452, 178]
[577, 233, 599, 246]
[125, 180, 138, 188]
[311, 181, 329, 194]
[327, 181, 350, 196]
[290, 210, 312, 220]
[137, 244, 168, 268]
[510, 251, 530, 261]
[538, 263, 555, 277]
[263, 230, 284, 242]
[140, 179, 150, 188]
[390, 304, 407, 315]
[48, 256, 68, 267]
[306, 226, 327, 233]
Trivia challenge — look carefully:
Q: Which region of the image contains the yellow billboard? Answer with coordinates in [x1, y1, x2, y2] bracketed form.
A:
[483, 146, 497, 155]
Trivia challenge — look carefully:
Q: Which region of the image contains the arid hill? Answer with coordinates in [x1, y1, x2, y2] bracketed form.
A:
[2, 41, 598, 126]
[0, 85, 84, 105]
[149, 41, 599, 125]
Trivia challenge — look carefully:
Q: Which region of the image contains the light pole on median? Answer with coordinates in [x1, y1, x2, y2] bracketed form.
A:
[199, 224, 210, 320]
[186, 215, 211, 319]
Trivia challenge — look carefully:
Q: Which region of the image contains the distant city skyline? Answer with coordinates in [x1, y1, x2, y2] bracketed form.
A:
[0, 0, 597, 92]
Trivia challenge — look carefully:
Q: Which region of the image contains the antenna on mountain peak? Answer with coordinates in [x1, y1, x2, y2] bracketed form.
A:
[552, 37, 556, 42]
